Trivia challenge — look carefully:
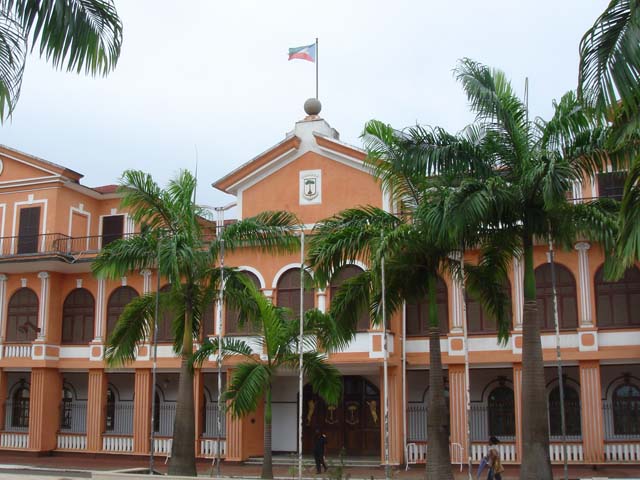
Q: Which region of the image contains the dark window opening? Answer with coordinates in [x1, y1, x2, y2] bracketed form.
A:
[535, 263, 578, 331]
[406, 276, 449, 335]
[597, 171, 626, 201]
[12, 386, 30, 429]
[6, 288, 39, 342]
[60, 388, 73, 429]
[330, 265, 370, 331]
[105, 388, 115, 432]
[613, 383, 640, 436]
[595, 266, 640, 328]
[276, 269, 314, 320]
[226, 272, 261, 334]
[548, 385, 581, 436]
[488, 386, 515, 437]
[17, 207, 41, 254]
[62, 288, 95, 344]
[102, 215, 124, 248]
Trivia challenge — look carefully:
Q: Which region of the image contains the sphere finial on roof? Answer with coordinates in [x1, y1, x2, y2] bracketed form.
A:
[304, 98, 322, 116]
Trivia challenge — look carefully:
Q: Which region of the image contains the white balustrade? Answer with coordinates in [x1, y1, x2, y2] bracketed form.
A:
[102, 435, 133, 453]
[605, 443, 640, 462]
[57, 434, 87, 450]
[200, 438, 226, 457]
[0, 432, 29, 449]
[3, 344, 32, 358]
[549, 443, 583, 462]
[471, 443, 516, 462]
[153, 437, 173, 454]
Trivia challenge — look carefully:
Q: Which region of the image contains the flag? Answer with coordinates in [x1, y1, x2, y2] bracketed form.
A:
[288, 43, 316, 63]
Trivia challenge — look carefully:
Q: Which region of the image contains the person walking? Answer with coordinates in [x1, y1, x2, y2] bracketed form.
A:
[313, 429, 328, 474]
[487, 436, 505, 480]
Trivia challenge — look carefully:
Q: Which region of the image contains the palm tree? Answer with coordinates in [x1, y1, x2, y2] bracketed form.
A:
[0, 0, 123, 121]
[92, 169, 300, 476]
[193, 278, 344, 480]
[307, 119, 513, 479]
[415, 59, 620, 480]
[578, 0, 640, 268]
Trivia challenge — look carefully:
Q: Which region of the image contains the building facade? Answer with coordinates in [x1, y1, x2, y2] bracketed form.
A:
[0, 109, 638, 466]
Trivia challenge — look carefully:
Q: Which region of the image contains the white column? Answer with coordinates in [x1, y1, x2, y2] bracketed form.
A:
[575, 242, 593, 326]
[317, 288, 327, 313]
[512, 255, 524, 330]
[94, 278, 106, 341]
[449, 251, 463, 333]
[141, 269, 152, 294]
[0, 274, 7, 342]
[37, 271, 50, 340]
[263, 289, 274, 303]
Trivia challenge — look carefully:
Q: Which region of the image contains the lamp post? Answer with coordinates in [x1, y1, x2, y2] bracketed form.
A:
[298, 230, 305, 480]
[213, 202, 236, 478]
[149, 237, 161, 474]
[381, 234, 391, 480]
[548, 231, 569, 480]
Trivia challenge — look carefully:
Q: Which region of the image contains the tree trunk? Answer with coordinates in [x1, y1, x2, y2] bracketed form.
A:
[426, 274, 453, 480]
[261, 383, 273, 479]
[168, 297, 197, 476]
[519, 238, 552, 480]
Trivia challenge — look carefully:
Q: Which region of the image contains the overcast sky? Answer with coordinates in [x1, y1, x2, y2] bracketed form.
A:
[1, 0, 607, 214]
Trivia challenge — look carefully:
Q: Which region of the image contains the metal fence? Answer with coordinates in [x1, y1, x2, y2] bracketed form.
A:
[59, 401, 87, 434]
[203, 403, 226, 438]
[603, 400, 640, 440]
[107, 402, 134, 435]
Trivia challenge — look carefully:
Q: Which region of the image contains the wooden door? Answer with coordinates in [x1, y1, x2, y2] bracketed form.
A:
[17, 207, 40, 254]
[303, 376, 380, 456]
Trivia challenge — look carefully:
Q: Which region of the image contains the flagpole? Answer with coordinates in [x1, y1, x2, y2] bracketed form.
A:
[315, 37, 319, 100]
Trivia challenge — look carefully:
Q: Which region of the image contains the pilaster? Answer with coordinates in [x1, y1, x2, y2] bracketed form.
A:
[513, 363, 523, 462]
[448, 364, 468, 461]
[28, 368, 62, 451]
[86, 369, 108, 452]
[224, 368, 245, 462]
[194, 369, 204, 454]
[133, 369, 152, 454]
[579, 360, 605, 462]
[379, 366, 402, 465]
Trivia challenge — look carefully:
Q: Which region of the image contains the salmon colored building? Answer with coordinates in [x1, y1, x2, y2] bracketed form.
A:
[0, 106, 639, 467]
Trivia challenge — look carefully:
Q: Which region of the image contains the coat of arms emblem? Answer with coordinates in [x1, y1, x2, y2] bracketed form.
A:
[303, 175, 318, 200]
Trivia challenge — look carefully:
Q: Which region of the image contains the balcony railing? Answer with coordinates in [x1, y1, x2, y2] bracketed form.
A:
[0, 233, 136, 259]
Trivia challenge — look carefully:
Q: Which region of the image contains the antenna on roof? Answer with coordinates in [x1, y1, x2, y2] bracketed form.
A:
[524, 77, 529, 123]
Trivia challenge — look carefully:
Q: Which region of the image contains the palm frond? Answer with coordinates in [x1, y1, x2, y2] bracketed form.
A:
[221, 211, 300, 254]
[618, 158, 640, 266]
[105, 292, 158, 366]
[223, 362, 270, 417]
[578, 0, 640, 116]
[91, 233, 157, 279]
[6, 0, 122, 75]
[0, 10, 26, 120]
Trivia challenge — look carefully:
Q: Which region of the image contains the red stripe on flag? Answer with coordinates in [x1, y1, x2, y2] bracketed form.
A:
[288, 52, 314, 62]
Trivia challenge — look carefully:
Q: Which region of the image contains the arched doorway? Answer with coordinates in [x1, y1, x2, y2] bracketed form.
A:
[303, 376, 380, 457]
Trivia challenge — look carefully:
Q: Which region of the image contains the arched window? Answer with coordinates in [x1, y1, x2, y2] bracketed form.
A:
[466, 280, 512, 334]
[595, 266, 640, 328]
[548, 385, 581, 436]
[105, 388, 116, 432]
[6, 288, 39, 342]
[330, 265, 370, 331]
[106, 287, 139, 338]
[11, 386, 30, 429]
[156, 285, 173, 342]
[62, 288, 95, 344]
[406, 276, 449, 336]
[226, 271, 261, 334]
[488, 386, 515, 437]
[60, 387, 73, 429]
[535, 264, 578, 330]
[276, 269, 314, 319]
[613, 383, 640, 436]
